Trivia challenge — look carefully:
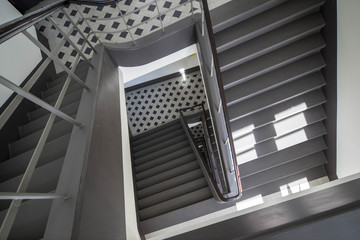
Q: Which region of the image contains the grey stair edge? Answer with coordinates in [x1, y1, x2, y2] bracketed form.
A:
[139, 187, 212, 221]
[137, 169, 204, 199]
[135, 146, 194, 173]
[136, 161, 200, 190]
[134, 140, 190, 166]
[132, 119, 181, 142]
[242, 151, 327, 190]
[138, 178, 209, 210]
[136, 153, 196, 181]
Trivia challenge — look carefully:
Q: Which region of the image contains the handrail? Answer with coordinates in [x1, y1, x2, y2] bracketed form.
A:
[179, 104, 234, 202]
[199, 0, 242, 199]
[0, 0, 67, 44]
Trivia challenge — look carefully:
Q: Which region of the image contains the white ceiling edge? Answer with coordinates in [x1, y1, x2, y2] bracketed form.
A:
[120, 44, 198, 89]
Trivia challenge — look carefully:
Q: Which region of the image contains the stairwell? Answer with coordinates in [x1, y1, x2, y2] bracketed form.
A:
[131, 119, 213, 221]
[212, 0, 329, 199]
[0, 62, 88, 239]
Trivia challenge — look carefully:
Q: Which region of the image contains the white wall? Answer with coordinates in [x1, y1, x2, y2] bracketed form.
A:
[121, 44, 197, 88]
[337, 0, 360, 178]
[0, 1, 42, 107]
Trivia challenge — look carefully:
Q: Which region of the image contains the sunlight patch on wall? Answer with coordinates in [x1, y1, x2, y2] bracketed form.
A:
[274, 112, 307, 136]
[280, 178, 310, 197]
[275, 129, 307, 150]
[274, 103, 307, 121]
[236, 194, 264, 211]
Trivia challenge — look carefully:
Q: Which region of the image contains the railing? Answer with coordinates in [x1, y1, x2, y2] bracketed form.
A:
[0, 1, 96, 238]
[196, 0, 243, 200]
[179, 104, 230, 201]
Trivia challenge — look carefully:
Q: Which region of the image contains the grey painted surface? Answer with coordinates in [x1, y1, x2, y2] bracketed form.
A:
[74, 49, 126, 239]
[249, 205, 360, 240]
[168, 176, 360, 240]
[105, 16, 197, 67]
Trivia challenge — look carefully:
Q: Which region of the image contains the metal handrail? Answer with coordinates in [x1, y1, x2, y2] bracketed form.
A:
[0, 0, 67, 44]
[199, 0, 242, 199]
[179, 104, 232, 202]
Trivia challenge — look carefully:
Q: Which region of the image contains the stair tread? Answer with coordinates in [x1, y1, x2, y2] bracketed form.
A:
[0, 134, 70, 183]
[136, 161, 200, 190]
[137, 169, 204, 199]
[230, 89, 326, 139]
[134, 140, 190, 166]
[133, 134, 187, 159]
[136, 152, 195, 181]
[211, 0, 287, 33]
[139, 187, 212, 221]
[132, 120, 181, 143]
[222, 34, 326, 89]
[240, 136, 327, 178]
[134, 146, 194, 173]
[219, 13, 325, 72]
[236, 121, 327, 165]
[215, 0, 325, 52]
[138, 178, 209, 209]
[225, 54, 325, 105]
[228, 72, 326, 122]
[42, 80, 83, 99]
[233, 105, 327, 152]
[132, 128, 185, 152]
[9, 119, 73, 157]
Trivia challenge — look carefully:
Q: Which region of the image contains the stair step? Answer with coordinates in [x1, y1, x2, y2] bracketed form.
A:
[43, 85, 84, 106]
[215, 0, 325, 52]
[132, 120, 181, 145]
[42, 87, 83, 106]
[47, 61, 89, 88]
[139, 187, 212, 221]
[243, 151, 326, 191]
[138, 178, 209, 210]
[0, 134, 70, 182]
[134, 140, 190, 166]
[236, 121, 327, 165]
[219, 13, 325, 72]
[211, 0, 287, 33]
[233, 105, 326, 151]
[222, 34, 326, 89]
[28, 99, 80, 123]
[230, 89, 326, 139]
[132, 128, 185, 152]
[240, 136, 327, 178]
[136, 161, 199, 190]
[133, 134, 187, 159]
[42, 80, 83, 99]
[240, 165, 328, 200]
[137, 169, 204, 199]
[252, 105, 326, 144]
[225, 54, 325, 105]
[0, 197, 52, 239]
[0, 158, 63, 211]
[228, 72, 326, 122]
[136, 153, 195, 181]
[134, 146, 194, 173]
[9, 120, 72, 157]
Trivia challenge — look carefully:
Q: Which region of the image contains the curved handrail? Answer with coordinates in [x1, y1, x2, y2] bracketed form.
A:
[0, 0, 66, 44]
[199, 0, 242, 200]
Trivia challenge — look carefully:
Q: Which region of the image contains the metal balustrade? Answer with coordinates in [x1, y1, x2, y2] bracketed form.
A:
[0, 0, 241, 237]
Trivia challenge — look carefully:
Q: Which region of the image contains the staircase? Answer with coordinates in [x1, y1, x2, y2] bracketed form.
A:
[212, 0, 329, 199]
[0, 62, 88, 239]
[131, 119, 212, 221]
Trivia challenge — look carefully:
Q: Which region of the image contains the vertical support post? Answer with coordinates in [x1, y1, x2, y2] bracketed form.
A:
[117, 5, 136, 45]
[190, 0, 195, 20]
[154, 0, 165, 32]
[217, 99, 222, 113]
[211, 55, 214, 77]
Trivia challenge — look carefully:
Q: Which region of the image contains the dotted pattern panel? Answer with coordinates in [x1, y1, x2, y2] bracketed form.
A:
[35, 0, 227, 72]
[126, 70, 206, 136]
